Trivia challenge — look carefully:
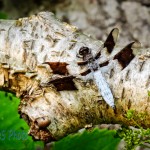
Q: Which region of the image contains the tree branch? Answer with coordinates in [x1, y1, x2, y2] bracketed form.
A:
[0, 12, 149, 142]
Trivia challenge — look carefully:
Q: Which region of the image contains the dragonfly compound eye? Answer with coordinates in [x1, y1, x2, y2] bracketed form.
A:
[79, 47, 91, 56]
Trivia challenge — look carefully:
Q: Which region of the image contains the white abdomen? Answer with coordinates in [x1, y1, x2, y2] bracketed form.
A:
[93, 70, 115, 108]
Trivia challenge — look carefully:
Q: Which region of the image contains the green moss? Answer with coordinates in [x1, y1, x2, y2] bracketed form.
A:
[117, 127, 150, 150]
[125, 109, 148, 125]
[148, 90, 150, 97]
[125, 110, 135, 120]
[119, 109, 150, 149]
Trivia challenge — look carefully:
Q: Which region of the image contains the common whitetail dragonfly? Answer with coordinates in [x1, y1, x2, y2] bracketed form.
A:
[42, 28, 139, 108]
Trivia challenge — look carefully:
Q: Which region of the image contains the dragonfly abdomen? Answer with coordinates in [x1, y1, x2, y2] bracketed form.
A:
[93, 70, 115, 108]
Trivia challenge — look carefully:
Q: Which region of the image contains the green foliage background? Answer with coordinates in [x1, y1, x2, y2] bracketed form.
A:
[0, 12, 8, 19]
[53, 128, 121, 150]
[0, 91, 44, 150]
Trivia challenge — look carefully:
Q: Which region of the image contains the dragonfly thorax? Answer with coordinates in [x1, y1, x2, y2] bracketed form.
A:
[88, 60, 99, 71]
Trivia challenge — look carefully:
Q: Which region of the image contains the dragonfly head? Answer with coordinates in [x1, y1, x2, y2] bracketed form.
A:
[78, 47, 91, 56]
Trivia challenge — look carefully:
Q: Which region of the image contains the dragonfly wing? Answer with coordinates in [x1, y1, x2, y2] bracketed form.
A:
[104, 28, 119, 54]
[93, 70, 115, 108]
[43, 62, 69, 75]
[42, 75, 77, 91]
[114, 42, 141, 69]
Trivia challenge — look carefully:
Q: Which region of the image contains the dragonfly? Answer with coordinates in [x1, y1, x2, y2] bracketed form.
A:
[76, 46, 115, 108]
[42, 28, 139, 108]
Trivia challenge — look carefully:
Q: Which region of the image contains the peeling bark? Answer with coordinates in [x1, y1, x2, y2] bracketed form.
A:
[0, 12, 149, 142]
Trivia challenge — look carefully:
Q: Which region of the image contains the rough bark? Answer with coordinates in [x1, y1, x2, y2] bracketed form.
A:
[0, 12, 149, 142]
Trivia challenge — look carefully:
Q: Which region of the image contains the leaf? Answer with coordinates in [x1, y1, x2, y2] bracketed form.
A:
[0, 91, 44, 150]
[52, 128, 121, 150]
